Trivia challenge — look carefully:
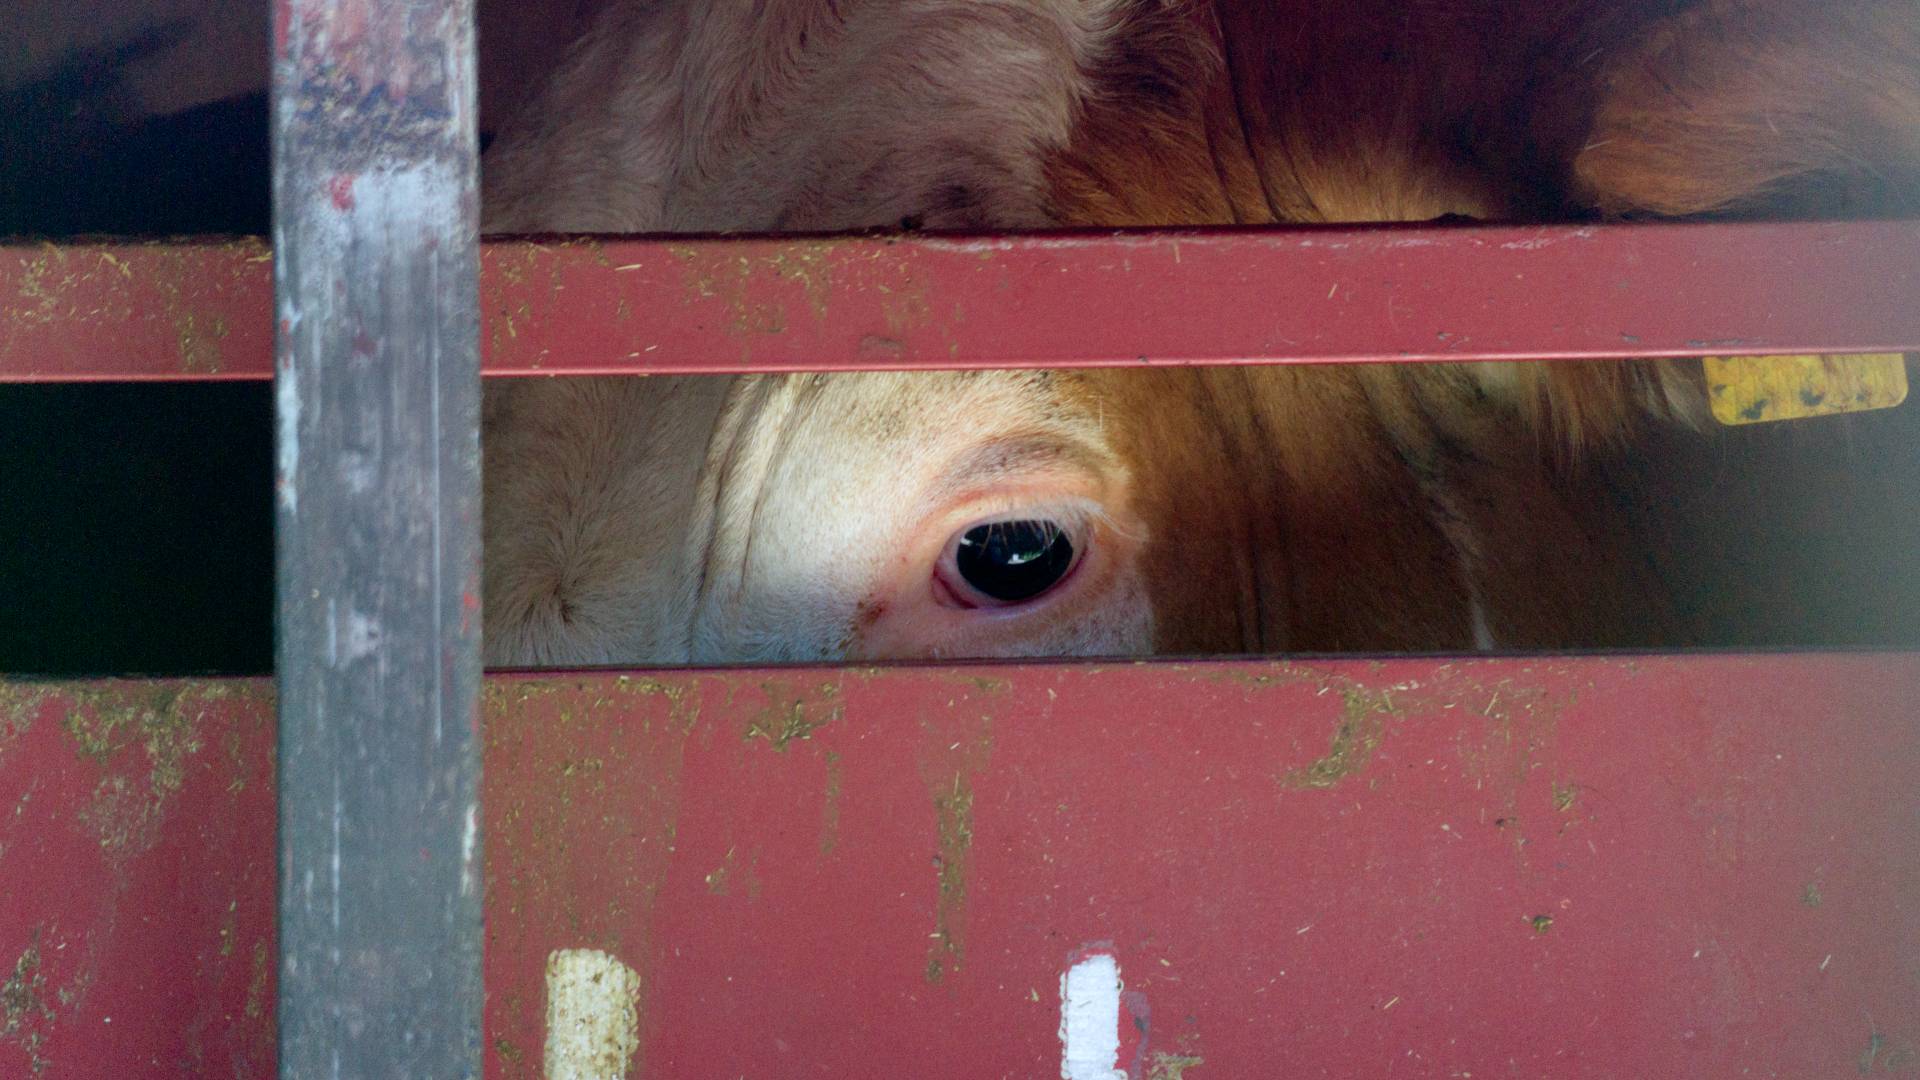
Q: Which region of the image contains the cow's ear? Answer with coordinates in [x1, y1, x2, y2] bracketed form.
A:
[1485, 1, 1920, 455]
[1567, 0, 1920, 219]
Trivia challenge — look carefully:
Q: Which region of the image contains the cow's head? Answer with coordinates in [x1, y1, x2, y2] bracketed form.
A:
[481, 0, 1920, 666]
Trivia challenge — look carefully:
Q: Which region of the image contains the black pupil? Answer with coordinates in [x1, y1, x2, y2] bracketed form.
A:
[955, 520, 1074, 603]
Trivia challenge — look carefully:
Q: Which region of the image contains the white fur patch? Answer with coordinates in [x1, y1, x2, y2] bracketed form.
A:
[483, 0, 1128, 233]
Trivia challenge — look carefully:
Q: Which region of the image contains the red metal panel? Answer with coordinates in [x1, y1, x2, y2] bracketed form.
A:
[0, 680, 276, 1078]
[0, 239, 274, 382]
[8, 655, 1920, 1077]
[4, 221, 1919, 381]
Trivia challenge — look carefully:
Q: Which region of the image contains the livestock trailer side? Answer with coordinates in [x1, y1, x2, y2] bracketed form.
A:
[1, 0, 1917, 1077]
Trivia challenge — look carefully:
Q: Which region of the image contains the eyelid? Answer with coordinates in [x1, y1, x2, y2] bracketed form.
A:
[928, 435, 1111, 496]
[938, 495, 1114, 544]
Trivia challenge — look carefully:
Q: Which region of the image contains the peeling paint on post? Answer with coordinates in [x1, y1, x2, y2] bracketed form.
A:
[272, 0, 483, 1077]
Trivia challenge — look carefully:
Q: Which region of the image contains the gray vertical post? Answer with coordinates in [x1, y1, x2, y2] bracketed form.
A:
[272, 1, 483, 1076]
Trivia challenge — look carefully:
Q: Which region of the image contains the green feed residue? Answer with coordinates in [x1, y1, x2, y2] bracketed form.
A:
[820, 750, 843, 855]
[66, 688, 206, 861]
[174, 310, 229, 374]
[244, 940, 269, 1021]
[1281, 686, 1399, 789]
[926, 771, 975, 984]
[1149, 1051, 1206, 1080]
[2, 938, 53, 1075]
[745, 680, 840, 751]
[0, 682, 256, 867]
[1551, 782, 1578, 812]
[918, 689, 993, 986]
[705, 846, 738, 895]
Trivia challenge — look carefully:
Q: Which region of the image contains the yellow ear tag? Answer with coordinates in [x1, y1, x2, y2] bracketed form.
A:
[1704, 353, 1908, 426]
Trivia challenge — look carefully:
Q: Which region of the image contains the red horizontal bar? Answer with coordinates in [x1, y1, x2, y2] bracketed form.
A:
[3, 220, 1918, 381]
[5, 653, 1918, 1077]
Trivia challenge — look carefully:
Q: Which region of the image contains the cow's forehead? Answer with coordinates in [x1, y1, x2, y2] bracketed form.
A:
[746, 368, 1110, 468]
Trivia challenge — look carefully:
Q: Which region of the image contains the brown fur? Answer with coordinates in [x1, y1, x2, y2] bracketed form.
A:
[1048, 0, 1919, 452]
[1036, 0, 1920, 652]
[1075, 366, 1478, 652]
[1572, 0, 1920, 218]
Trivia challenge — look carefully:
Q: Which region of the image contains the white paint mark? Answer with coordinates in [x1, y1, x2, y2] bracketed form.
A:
[1059, 952, 1124, 1080]
[1820, 954, 1832, 971]
[330, 608, 381, 666]
[275, 348, 301, 512]
[330, 770, 342, 931]
[460, 802, 479, 897]
[546, 949, 642, 1080]
[339, 450, 375, 495]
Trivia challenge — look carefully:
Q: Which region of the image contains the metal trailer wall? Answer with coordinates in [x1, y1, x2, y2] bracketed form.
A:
[4, 658, 1920, 1076]
[1, 0, 1918, 1077]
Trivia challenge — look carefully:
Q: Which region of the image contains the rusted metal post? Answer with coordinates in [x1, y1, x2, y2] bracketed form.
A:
[272, 1, 482, 1076]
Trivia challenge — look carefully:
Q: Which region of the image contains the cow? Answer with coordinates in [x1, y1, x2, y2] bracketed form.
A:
[478, 0, 1920, 666]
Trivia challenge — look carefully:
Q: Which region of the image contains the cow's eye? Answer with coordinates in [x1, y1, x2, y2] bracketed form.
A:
[947, 519, 1077, 605]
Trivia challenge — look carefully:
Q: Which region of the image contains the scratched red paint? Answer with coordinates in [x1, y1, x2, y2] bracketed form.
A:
[5, 222, 1919, 381]
[0, 682, 277, 1078]
[540, 655, 1918, 1078]
[328, 174, 358, 212]
[8, 655, 1916, 1078]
